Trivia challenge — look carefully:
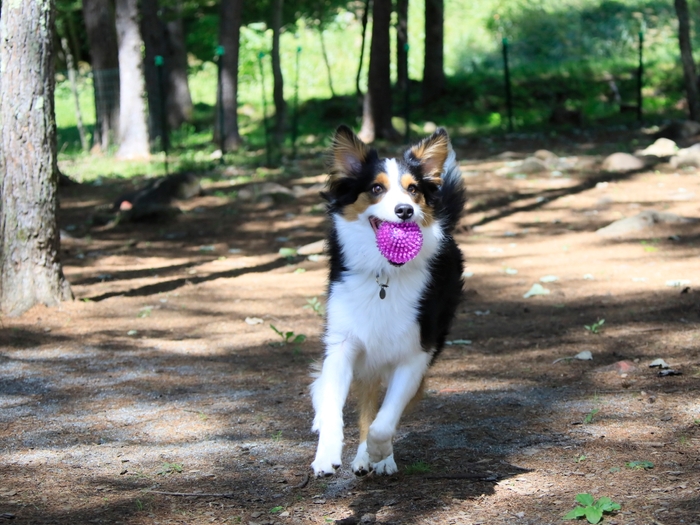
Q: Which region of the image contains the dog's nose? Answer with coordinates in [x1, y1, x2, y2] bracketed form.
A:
[394, 204, 414, 221]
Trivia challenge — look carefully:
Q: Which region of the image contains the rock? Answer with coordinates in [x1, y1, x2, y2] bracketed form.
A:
[297, 240, 325, 256]
[534, 149, 558, 161]
[495, 151, 526, 160]
[596, 210, 695, 237]
[654, 120, 700, 141]
[600, 152, 645, 173]
[258, 182, 295, 198]
[638, 138, 678, 158]
[519, 157, 548, 173]
[670, 143, 700, 168]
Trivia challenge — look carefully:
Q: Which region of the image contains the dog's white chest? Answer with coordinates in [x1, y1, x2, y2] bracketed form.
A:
[326, 267, 430, 367]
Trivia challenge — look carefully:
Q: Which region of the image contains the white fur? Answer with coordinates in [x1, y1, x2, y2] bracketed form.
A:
[310, 158, 444, 477]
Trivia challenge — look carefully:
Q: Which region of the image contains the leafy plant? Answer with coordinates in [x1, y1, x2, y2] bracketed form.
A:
[269, 506, 284, 514]
[270, 324, 306, 345]
[625, 460, 654, 470]
[404, 461, 431, 475]
[304, 297, 325, 317]
[157, 462, 183, 476]
[563, 494, 620, 524]
[575, 454, 587, 463]
[583, 408, 600, 424]
[584, 319, 605, 334]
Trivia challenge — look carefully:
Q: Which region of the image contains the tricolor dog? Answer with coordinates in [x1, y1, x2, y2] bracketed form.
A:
[311, 125, 466, 477]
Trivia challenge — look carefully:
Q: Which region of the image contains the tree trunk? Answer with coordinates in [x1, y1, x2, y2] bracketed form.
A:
[163, 1, 194, 129]
[396, 0, 409, 93]
[141, 0, 167, 148]
[0, 0, 73, 316]
[217, 0, 243, 151]
[355, 0, 371, 99]
[115, 0, 151, 159]
[319, 27, 336, 98]
[271, 0, 286, 142]
[674, 0, 700, 121]
[360, 0, 398, 142]
[82, 0, 120, 151]
[423, 0, 445, 105]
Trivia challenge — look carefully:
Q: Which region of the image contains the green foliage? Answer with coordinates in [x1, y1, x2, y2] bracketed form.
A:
[584, 319, 605, 334]
[270, 324, 306, 345]
[404, 461, 432, 474]
[563, 494, 621, 524]
[583, 408, 600, 424]
[625, 460, 654, 470]
[157, 462, 183, 476]
[304, 297, 325, 317]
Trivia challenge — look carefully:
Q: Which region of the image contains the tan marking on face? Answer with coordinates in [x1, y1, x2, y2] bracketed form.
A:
[400, 173, 434, 227]
[330, 128, 369, 184]
[342, 172, 391, 221]
[410, 132, 450, 184]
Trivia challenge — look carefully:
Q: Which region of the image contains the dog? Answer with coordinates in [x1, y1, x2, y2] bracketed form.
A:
[310, 125, 466, 477]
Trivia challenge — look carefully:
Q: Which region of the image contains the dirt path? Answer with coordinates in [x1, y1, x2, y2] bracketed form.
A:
[1, 133, 699, 525]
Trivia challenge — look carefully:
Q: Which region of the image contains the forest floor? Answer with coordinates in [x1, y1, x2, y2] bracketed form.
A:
[1, 128, 700, 525]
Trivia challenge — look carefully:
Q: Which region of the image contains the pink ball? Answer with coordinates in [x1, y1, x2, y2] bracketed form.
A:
[376, 221, 423, 265]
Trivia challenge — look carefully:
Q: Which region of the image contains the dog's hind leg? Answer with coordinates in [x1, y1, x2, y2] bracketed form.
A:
[366, 351, 432, 474]
[350, 380, 380, 476]
[310, 339, 356, 477]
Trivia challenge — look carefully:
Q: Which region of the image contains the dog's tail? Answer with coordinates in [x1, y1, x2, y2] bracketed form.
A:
[438, 146, 467, 233]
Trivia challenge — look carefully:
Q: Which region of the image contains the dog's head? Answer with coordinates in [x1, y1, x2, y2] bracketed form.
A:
[324, 125, 452, 232]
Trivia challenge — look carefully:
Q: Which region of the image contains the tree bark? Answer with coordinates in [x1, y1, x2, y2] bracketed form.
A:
[141, 0, 168, 147]
[217, 0, 243, 151]
[355, 0, 371, 99]
[396, 0, 409, 93]
[115, 0, 151, 159]
[271, 0, 286, 142]
[0, 0, 73, 316]
[360, 0, 398, 142]
[82, 0, 120, 151]
[674, 0, 700, 121]
[163, 1, 194, 129]
[423, 0, 445, 105]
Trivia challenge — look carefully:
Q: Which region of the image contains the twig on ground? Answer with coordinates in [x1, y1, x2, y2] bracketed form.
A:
[293, 472, 310, 489]
[148, 490, 234, 499]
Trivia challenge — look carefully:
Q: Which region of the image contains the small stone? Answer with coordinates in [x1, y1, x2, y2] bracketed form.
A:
[601, 152, 646, 173]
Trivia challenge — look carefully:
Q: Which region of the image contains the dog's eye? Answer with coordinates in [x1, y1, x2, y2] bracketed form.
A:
[407, 184, 418, 195]
[371, 184, 384, 195]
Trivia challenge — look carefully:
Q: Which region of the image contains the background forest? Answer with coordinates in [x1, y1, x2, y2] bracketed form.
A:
[53, 0, 700, 179]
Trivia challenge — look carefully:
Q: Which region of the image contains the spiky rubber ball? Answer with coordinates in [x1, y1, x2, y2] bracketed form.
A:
[376, 221, 423, 265]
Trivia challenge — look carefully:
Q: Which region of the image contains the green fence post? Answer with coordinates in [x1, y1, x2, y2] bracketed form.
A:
[258, 51, 272, 167]
[215, 45, 225, 160]
[292, 45, 301, 159]
[155, 55, 169, 175]
[502, 37, 514, 132]
[404, 43, 411, 143]
[637, 31, 644, 123]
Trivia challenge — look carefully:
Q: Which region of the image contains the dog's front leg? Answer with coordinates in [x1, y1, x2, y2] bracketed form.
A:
[366, 351, 431, 474]
[310, 338, 356, 477]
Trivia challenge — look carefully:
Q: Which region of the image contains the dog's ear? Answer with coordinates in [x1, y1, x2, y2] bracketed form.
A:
[407, 128, 451, 184]
[330, 125, 370, 178]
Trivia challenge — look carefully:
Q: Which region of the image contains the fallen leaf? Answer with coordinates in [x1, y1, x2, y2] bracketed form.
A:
[524, 283, 550, 298]
[445, 339, 472, 346]
[649, 358, 670, 369]
[245, 317, 264, 325]
[540, 275, 559, 283]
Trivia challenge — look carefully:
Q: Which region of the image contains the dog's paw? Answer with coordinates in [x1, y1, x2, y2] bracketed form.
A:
[366, 426, 393, 464]
[371, 454, 398, 476]
[351, 442, 372, 477]
[311, 457, 341, 478]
